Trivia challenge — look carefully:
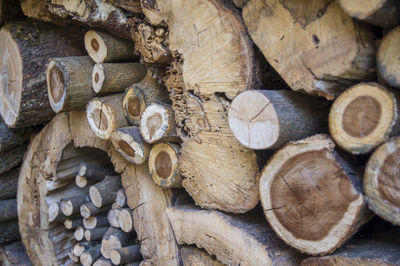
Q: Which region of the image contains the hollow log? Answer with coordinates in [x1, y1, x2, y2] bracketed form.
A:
[83, 214, 109, 229]
[85, 227, 109, 241]
[0, 198, 17, 222]
[260, 134, 371, 255]
[107, 208, 121, 228]
[87, 93, 129, 140]
[242, 0, 376, 100]
[115, 189, 127, 208]
[148, 142, 182, 188]
[89, 175, 122, 208]
[78, 162, 116, 182]
[167, 205, 303, 265]
[93, 257, 112, 266]
[181, 246, 223, 266]
[100, 227, 132, 259]
[85, 29, 136, 63]
[61, 195, 90, 216]
[0, 20, 85, 128]
[329, 82, 400, 154]
[377, 26, 400, 89]
[80, 244, 102, 266]
[0, 167, 19, 200]
[0, 241, 31, 266]
[64, 219, 83, 230]
[364, 137, 400, 225]
[111, 126, 150, 165]
[0, 118, 32, 153]
[339, 0, 400, 28]
[92, 63, 146, 95]
[118, 208, 134, 233]
[74, 226, 85, 241]
[47, 56, 95, 113]
[122, 67, 169, 126]
[229, 90, 329, 150]
[81, 202, 110, 219]
[0, 221, 20, 244]
[110, 245, 142, 265]
[144, 0, 260, 213]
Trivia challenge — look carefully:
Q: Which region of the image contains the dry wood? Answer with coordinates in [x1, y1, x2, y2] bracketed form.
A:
[140, 103, 178, 143]
[85, 29, 136, 63]
[0, 20, 85, 128]
[83, 214, 109, 229]
[92, 63, 146, 95]
[364, 137, 400, 225]
[229, 90, 329, 150]
[74, 226, 85, 241]
[0, 118, 32, 153]
[122, 67, 169, 126]
[93, 257, 112, 266]
[0, 221, 20, 244]
[108, 0, 141, 13]
[60, 192, 90, 216]
[0, 167, 19, 200]
[48, 202, 66, 223]
[107, 208, 121, 228]
[118, 208, 134, 233]
[87, 93, 129, 140]
[260, 134, 371, 255]
[110, 245, 142, 265]
[0, 146, 26, 175]
[0, 241, 31, 266]
[242, 0, 376, 100]
[148, 142, 182, 188]
[115, 189, 127, 208]
[68, 249, 79, 263]
[75, 175, 92, 188]
[80, 244, 102, 266]
[81, 202, 110, 219]
[100, 227, 132, 259]
[19, 0, 65, 24]
[46, 179, 71, 193]
[73, 241, 100, 257]
[64, 219, 83, 230]
[144, 0, 260, 213]
[329, 82, 400, 154]
[167, 205, 303, 265]
[181, 246, 223, 266]
[339, 0, 400, 28]
[47, 56, 96, 113]
[232, 0, 247, 8]
[377, 26, 400, 89]
[0, 198, 18, 222]
[85, 227, 109, 241]
[90, 175, 122, 208]
[111, 126, 150, 165]
[78, 162, 116, 182]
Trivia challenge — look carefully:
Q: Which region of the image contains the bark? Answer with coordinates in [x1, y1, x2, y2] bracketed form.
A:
[73, 241, 100, 257]
[93, 257, 112, 266]
[0, 167, 19, 200]
[110, 245, 142, 265]
[0, 221, 20, 244]
[107, 0, 141, 13]
[0, 146, 26, 175]
[78, 162, 116, 182]
[377, 26, 400, 89]
[181, 246, 223, 266]
[0, 199, 17, 222]
[118, 208, 134, 233]
[19, 0, 65, 25]
[85, 227, 108, 241]
[100, 227, 132, 259]
[0, 20, 86, 128]
[64, 219, 83, 230]
[0, 118, 32, 153]
[0, 241, 31, 266]
[80, 244, 102, 266]
[60, 194, 90, 216]
[81, 202, 110, 219]
[83, 214, 109, 229]
[89, 175, 122, 208]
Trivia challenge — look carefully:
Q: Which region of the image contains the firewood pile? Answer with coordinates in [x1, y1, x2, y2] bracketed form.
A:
[1, 0, 400, 265]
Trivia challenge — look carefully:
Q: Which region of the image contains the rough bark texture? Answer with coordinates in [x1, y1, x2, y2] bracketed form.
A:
[242, 0, 376, 100]
[0, 241, 31, 266]
[144, 0, 260, 213]
[377, 26, 400, 89]
[0, 221, 20, 244]
[108, 0, 142, 13]
[0, 145, 27, 175]
[0, 167, 19, 199]
[0, 20, 86, 128]
[0, 199, 17, 222]
[181, 246, 224, 266]
[19, 0, 65, 25]
[0, 118, 32, 153]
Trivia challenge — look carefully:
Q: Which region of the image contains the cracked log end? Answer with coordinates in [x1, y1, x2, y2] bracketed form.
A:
[260, 134, 369, 255]
[92, 63, 106, 94]
[140, 103, 174, 143]
[87, 99, 114, 140]
[329, 82, 397, 154]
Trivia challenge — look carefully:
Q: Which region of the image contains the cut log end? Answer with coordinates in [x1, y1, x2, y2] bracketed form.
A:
[122, 87, 146, 126]
[87, 98, 113, 140]
[74, 226, 85, 241]
[149, 143, 182, 188]
[119, 208, 134, 232]
[92, 63, 106, 93]
[140, 104, 173, 143]
[111, 127, 149, 165]
[85, 30, 108, 63]
[89, 186, 103, 208]
[48, 202, 60, 222]
[329, 83, 396, 154]
[46, 60, 66, 113]
[76, 175, 88, 188]
[60, 199, 74, 216]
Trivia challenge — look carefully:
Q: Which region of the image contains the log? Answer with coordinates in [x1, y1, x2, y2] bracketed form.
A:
[92, 63, 146, 95]
[48, 202, 66, 222]
[110, 245, 142, 265]
[0, 221, 20, 243]
[93, 257, 112, 266]
[107, 208, 121, 228]
[110, 126, 150, 165]
[148, 142, 182, 188]
[48, 1, 133, 39]
[0, 118, 32, 153]
[364, 137, 400, 225]
[55, 165, 81, 180]
[181, 246, 223, 266]
[74, 226, 85, 241]
[75, 175, 92, 188]
[19, 0, 65, 25]
[73, 241, 100, 257]
[115, 189, 127, 208]
[85, 227, 109, 241]
[0, 198, 17, 222]
[339, 0, 400, 28]
[46, 179, 71, 193]
[122, 66, 169, 126]
[47, 56, 96, 113]
[81, 202, 110, 219]
[89, 175, 122, 208]
[85, 30, 136, 63]
[68, 250, 79, 263]
[87, 93, 128, 140]
[259, 134, 371, 255]
[242, 0, 376, 100]
[118, 208, 134, 233]
[0, 146, 26, 175]
[143, 0, 260, 213]
[167, 205, 303, 265]
[140, 103, 178, 144]
[78, 162, 116, 182]
[229, 90, 329, 150]
[83, 214, 109, 229]
[0, 167, 19, 200]
[0, 241, 31, 266]
[61, 195, 90, 216]
[377, 26, 400, 89]
[80, 244, 102, 266]
[329, 82, 400, 154]
[108, 0, 141, 13]
[100, 228, 132, 259]
[64, 219, 83, 230]
[0, 20, 85, 128]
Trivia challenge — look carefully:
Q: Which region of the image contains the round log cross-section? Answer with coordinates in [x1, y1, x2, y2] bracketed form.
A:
[259, 134, 371, 255]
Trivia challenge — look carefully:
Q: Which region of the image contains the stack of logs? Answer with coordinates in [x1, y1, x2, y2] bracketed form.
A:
[1, 0, 400, 265]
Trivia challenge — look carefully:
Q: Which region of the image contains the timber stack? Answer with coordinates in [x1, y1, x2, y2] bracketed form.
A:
[0, 0, 400, 265]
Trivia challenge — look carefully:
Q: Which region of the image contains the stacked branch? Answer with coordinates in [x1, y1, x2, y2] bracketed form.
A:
[377, 26, 400, 89]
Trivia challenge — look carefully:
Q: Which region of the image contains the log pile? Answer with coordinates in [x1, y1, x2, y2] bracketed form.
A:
[1, 0, 400, 265]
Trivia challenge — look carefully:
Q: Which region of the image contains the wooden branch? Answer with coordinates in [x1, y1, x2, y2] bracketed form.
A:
[181, 246, 224, 266]
[48, 202, 66, 222]
[118, 208, 134, 233]
[81, 202, 110, 219]
[140, 103, 178, 144]
[55, 165, 81, 180]
[329, 82, 400, 154]
[100, 227, 132, 259]
[0, 167, 19, 200]
[259, 134, 372, 255]
[89, 175, 122, 208]
[85, 227, 109, 241]
[0, 241, 31, 266]
[229, 90, 329, 150]
[85, 29, 136, 63]
[83, 214, 109, 229]
[148, 143, 182, 188]
[339, 0, 400, 28]
[78, 162, 116, 182]
[93, 257, 112, 266]
[0, 20, 85, 128]
[73, 241, 100, 257]
[0, 220, 20, 243]
[111, 126, 150, 165]
[115, 189, 127, 208]
[0, 198, 18, 222]
[75, 175, 93, 188]
[92, 63, 146, 95]
[0, 146, 26, 175]
[0, 118, 32, 153]
[64, 219, 83, 230]
[122, 67, 169, 126]
[107, 208, 121, 228]
[61, 195, 90, 216]
[46, 179, 71, 193]
[47, 56, 95, 113]
[242, 0, 376, 100]
[110, 245, 142, 265]
[80, 244, 102, 266]
[74, 226, 85, 241]
[167, 205, 304, 265]
[19, 0, 65, 25]
[377, 26, 400, 89]
[87, 93, 129, 140]
[68, 249, 79, 263]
